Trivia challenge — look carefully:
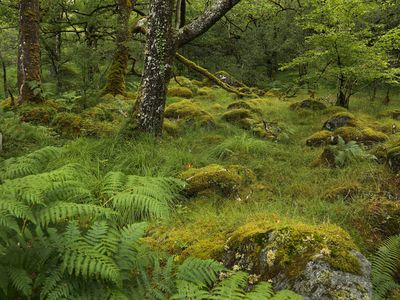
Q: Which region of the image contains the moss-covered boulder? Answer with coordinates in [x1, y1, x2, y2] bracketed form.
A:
[306, 131, 334, 147]
[20, 105, 58, 125]
[167, 86, 194, 99]
[323, 112, 357, 131]
[164, 100, 215, 128]
[290, 99, 327, 111]
[179, 164, 255, 197]
[223, 222, 372, 300]
[221, 109, 257, 130]
[306, 127, 388, 147]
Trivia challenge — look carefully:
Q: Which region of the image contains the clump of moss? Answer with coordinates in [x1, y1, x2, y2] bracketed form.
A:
[323, 112, 357, 131]
[324, 181, 362, 202]
[163, 119, 179, 136]
[164, 100, 215, 128]
[52, 112, 85, 137]
[19, 104, 58, 125]
[225, 221, 362, 278]
[290, 99, 327, 111]
[221, 109, 257, 130]
[179, 164, 255, 197]
[306, 130, 334, 147]
[197, 87, 213, 96]
[167, 86, 194, 99]
[380, 109, 400, 120]
[388, 146, 400, 173]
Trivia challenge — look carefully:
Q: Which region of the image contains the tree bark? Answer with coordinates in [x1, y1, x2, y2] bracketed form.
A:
[124, 0, 242, 137]
[336, 74, 349, 108]
[0, 51, 7, 99]
[124, 0, 175, 136]
[17, 0, 43, 104]
[103, 0, 132, 96]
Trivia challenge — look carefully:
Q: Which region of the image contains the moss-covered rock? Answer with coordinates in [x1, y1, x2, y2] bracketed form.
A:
[306, 127, 388, 147]
[323, 112, 357, 131]
[221, 109, 257, 130]
[381, 109, 400, 120]
[164, 100, 215, 128]
[306, 130, 334, 147]
[290, 99, 327, 111]
[167, 86, 194, 99]
[179, 164, 255, 197]
[224, 221, 371, 300]
[163, 119, 179, 136]
[51, 112, 85, 137]
[20, 105, 58, 125]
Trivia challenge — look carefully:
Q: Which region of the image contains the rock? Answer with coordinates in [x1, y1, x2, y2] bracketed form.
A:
[221, 108, 257, 130]
[167, 86, 194, 98]
[364, 199, 400, 238]
[323, 112, 357, 131]
[290, 99, 327, 111]
[388, 146, 400, 173]
[223, 221, 372, 300]
[381, 109, 400, 120]
[306, 127, 388, 147]
[306, 131, 335, 147]
[164, 100, 215, 128]
[179, 164, 255, 197]
[288, 252, 372, 300]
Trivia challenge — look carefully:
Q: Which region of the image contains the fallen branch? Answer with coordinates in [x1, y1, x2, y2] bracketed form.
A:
[175, 52, 257, 98]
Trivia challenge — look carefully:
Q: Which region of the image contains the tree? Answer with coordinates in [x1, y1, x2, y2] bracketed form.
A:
[282, 0, 393, 108]
[124, 0, 242, 137]
[103, 0, 132, 96]
[17, 0, 43, 103]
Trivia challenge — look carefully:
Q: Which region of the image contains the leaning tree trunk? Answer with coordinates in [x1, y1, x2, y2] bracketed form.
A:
[124, 0, 175, 136]
[0, 51, 7, 99]
[103, 0, 132, 96]
[17, 0, 42, 104]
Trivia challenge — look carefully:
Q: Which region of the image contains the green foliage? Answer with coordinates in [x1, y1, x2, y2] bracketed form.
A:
[330, 137, 376, 167]
[371, 235, 400, 299]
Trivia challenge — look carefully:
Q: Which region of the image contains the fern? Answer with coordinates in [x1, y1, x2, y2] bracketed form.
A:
[371, 234, 400, 299]
[177, 258, 225, 286]
[0, 146, 63, 181]
[330, 137, 376, 167]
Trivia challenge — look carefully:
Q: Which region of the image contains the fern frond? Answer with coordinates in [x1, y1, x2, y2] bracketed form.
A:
[8, 267, 32, 297]
[244, 282, 274, 300]
[171, 280, 210, 300]
[36, 202, 115, 227]
[177, 258, 225, 287]
[210, 272, 248, 300]
[371, 234, 400, 299]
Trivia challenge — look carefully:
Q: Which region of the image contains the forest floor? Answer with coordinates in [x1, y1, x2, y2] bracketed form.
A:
[1, 77, 400, 263]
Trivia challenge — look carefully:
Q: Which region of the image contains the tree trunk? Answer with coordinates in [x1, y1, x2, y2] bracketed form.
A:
[336, 74, 349, 108]
[124, 0, 175, 136]
[17, 0, 43, 104]
[0, 51, 7, 99]
[103, 0, 132, 96]
[383, 88, 391, 105]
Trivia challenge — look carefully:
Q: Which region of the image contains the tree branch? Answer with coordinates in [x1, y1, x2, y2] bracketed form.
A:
[175, 0, 242, 47]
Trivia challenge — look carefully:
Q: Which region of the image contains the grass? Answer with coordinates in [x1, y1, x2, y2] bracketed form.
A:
[2, 82, 399, 255]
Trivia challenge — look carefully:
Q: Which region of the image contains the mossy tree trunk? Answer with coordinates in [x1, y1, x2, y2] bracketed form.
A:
[124, 0, 242, 137]
[17, 0, 43, 104]
[336, 74, 350, 108]
[103, 0, 132, 96]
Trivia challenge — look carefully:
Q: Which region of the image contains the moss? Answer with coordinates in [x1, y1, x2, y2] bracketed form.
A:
[364, 199, 400, 238]
[306, 130, 334, 147]
[197, 87, 213, 96]
[227, 221, 361, 277]
[380, 109, 400, 120]
[180, 164, 245, 197]
[324, 181, 362, 201]
[167, 86, 194, 98]
[221, 109, 258, 130]
[52, 112, 85, 137]
[388, 145, 400, 173]
[251, 124, 276, 140]
[214, 71, 246, 88]
[335, 127, 388, 144]
[163, 119, 179, 136]
[19, 104, 58, 125]
[290, 99, 327, 111]
[323, 112, 357, 131]
[164, 100, 215, 128]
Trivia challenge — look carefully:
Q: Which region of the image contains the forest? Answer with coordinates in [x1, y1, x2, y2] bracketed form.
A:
[0, 0, 400, 299]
